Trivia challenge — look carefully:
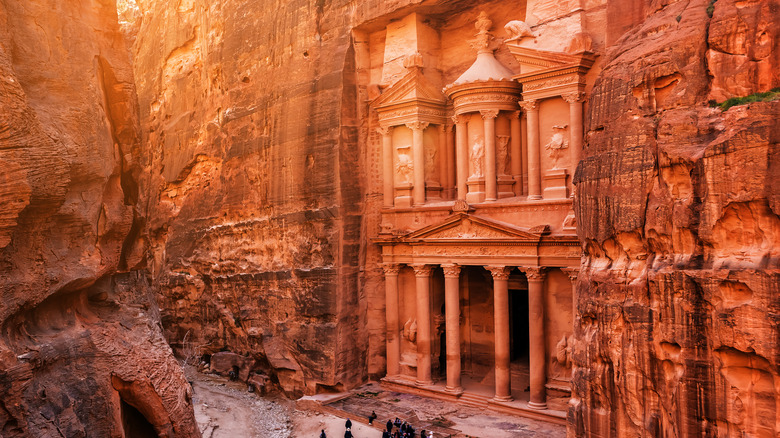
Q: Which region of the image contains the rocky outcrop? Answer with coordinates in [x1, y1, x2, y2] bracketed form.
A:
[571, 0, 780, 436]
[0, 0, 198, 436]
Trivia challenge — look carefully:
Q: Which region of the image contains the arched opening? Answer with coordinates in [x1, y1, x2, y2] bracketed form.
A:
[120, 399, 159, 438]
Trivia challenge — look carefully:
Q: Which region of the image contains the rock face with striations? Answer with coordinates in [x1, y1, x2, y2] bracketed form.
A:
[0, 0, 198, 436]
[571, 0, 780, 436]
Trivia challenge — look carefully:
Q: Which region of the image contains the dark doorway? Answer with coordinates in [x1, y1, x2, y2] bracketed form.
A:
[120, 399, 158, 438]
[509, 289, 529, 361]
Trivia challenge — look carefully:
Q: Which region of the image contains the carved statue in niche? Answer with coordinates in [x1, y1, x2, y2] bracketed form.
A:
[504, 20, 535, 42]
[396, 146, 413, 184]
[403, 318, 417, 343]
[470, 140, 485, 178]
[424, 143, 439, 181]
[496, 135, 510, 176]
[544, 125, 568, 169]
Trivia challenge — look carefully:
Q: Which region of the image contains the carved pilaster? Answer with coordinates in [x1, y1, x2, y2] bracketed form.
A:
[441, 264, 461, 278]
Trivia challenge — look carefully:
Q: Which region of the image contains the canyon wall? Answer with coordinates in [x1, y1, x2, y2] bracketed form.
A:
[571, 0, 780, 436]
[0, 0, 198, 436]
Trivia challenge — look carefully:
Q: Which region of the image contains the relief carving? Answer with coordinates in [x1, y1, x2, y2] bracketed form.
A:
[504, 20, 536, 42]
[496, 135, 510, 175]
[425, 143, 439, 181]
[396, 146, 413, 184]
[403, 318, 417, 343]
[545, 124, 568, 169]
[470, 140, 485, 178]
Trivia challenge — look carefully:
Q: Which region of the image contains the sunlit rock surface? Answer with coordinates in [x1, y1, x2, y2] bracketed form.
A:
[0, 0, 198, 436]
[571, 0, 780, 436]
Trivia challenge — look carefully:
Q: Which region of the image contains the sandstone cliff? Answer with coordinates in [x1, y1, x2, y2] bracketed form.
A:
[571, 0, 780, 436]
[0, 0, 198, 435]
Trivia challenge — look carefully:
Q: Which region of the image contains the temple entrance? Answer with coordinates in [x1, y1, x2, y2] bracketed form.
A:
[120, 399, 158, 438]
[509, 285, 530, 396]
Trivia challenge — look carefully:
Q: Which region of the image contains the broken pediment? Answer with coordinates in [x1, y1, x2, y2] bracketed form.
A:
[373, 65, 448, 126]
[505, 42, 595, 100]
[405, 213, 542, 241]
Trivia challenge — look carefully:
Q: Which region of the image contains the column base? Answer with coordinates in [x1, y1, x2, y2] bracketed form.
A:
[444, 386, 463, 394]
[492, 395, 513, 402]
[528, 194, 542, 200]
[527, 400, 548, 410]
[415, 380, 434, 387]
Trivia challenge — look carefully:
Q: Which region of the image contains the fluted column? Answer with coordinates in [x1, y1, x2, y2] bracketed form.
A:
[412, 264, 433, 385]
[453, 115, 469, 201]
[510, 110, 523, 196]
[442, 264, 462, 393]
[383, 264, 401, 377]
[523, 267, 547, 409]
[481, 109, 499, 201]
[562, 92, 585, 171]
[379, 125, 395, 208]
[487, 266, 512, 401]
[520, 100, 541, 199]
[407, 122, 429, 206]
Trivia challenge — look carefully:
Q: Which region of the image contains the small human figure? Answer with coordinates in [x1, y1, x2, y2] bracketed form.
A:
[320, 430, 327, 438]
[420, 430, 426, 438]
[387, 419, 393, 432]
[345, 418, 352, 430]
[368, 410, 377, 425]
[344, 430, 353, 438]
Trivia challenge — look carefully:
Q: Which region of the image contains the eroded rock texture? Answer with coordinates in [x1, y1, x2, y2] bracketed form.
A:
[0, 0, 198, 436]
[571, 0, 780, 436]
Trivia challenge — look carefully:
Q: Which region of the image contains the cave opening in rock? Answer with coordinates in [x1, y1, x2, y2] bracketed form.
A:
[120, 399, 159, 438]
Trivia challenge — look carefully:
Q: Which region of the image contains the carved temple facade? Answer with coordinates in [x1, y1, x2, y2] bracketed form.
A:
[357, 3, 604, 417]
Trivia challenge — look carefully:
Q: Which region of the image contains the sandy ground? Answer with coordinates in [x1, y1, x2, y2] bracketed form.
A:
[188, 368, 565, 438]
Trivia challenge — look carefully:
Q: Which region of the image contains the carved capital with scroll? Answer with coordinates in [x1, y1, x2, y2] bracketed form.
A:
[411, 264, 433, 277]
[480, 109, 499, 120]
[377, 125, 394, 137]
[441, 264, 461, 278]
[382, 263, 401, 276]
[561, 92, 586, 104]
[485, 265, 510, 280]
[405, 121, 429, 131]
[518, 100, 538, 112]
[521, 266, 545, 281]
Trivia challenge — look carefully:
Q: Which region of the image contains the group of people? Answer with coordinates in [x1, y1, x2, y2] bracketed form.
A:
[318, 415, 433, 438]
[383, 417, 431, 438]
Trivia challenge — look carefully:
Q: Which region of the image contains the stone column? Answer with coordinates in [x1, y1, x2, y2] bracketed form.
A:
[487, 266, 512, 401]
[523, 267, 547, 409]
[438, 124, 448, 197]
[445, 124, 455, 198]
[520, 100, 541, 200]
[510, 111, 523, 196]
[453, 115, 469, 201]
[562, 92, 585, 171]
[407, 122, 429, 206]
[442, 264, 462, 393]
[379, 125, 394, 208]
[564, 268, 580, 330]
[383, 263, 401, 377]
[412, 264, 433, 386]
[481, 109, 499, 201]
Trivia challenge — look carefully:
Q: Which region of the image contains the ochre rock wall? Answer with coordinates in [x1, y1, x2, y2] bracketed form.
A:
[0, 0, 198, 436]
[571, 0, 780, 436]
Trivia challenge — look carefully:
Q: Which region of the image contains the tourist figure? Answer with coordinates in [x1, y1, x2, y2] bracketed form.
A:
[344, 430, 353, 438]
[387, 419, 393, 432]
[320, 430, 327, 438]
[368, 410, 377, 425]
[394, 417, 402, 428]
[345, 418, 352, 430]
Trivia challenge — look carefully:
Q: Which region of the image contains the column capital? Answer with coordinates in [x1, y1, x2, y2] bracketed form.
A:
[485, 265, 510, 280]
[562, 91, 586, 104]
[451, 114, 467, 125]
[405, 121, 429, 131]
[510, 110, 522, 119]
[441, 264, 461, 278]
[382, 263, 401, 276]
[480, 109, 500, 119]
[562, 267, 580, 282]
[411, 264, 433, 277]
[518, 99, 538, 112]
[444, 123, 454, 133]
[521, 266, 546, 281]
[377, 124, 394, 136]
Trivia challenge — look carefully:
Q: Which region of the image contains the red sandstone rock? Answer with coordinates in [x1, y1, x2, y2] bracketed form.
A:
[572, 0, 780, 436]
[0, 0, 198, 436]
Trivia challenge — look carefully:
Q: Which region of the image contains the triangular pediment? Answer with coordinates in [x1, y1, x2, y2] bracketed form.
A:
[505, 44, 595, 77]
[405, 213, 542, 241]
[372, 68, 446, 109]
